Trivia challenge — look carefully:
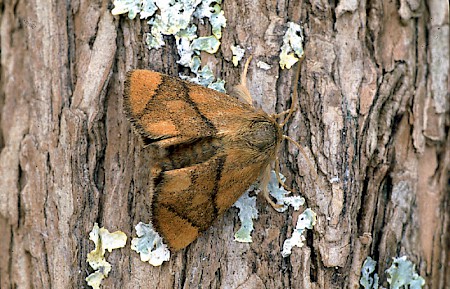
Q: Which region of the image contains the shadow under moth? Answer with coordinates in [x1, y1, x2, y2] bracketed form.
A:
[124, 57, 306, 251]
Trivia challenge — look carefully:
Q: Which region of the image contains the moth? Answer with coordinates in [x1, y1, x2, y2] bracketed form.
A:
[124, 57, 305, 251]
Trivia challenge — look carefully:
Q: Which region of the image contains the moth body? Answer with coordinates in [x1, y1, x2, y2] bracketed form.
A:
[124, 69, 283, 251]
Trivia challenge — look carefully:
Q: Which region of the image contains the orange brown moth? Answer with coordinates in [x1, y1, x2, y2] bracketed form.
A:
[124, 56, 304, 251]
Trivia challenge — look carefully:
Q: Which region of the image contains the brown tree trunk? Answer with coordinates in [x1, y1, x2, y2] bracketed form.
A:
[0, 1, 448, 288]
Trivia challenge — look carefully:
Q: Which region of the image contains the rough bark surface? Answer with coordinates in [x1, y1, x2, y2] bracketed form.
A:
[0, 1, 448, 289]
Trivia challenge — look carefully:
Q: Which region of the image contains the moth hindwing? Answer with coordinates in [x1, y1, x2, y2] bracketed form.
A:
[124, 69, 282, 251]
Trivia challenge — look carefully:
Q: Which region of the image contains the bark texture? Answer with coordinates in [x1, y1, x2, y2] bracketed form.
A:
[0, 0, 448, 288]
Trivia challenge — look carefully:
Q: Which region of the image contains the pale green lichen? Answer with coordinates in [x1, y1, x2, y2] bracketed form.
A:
[233, 187, 258, 242]
[86, 223, 127, 289]
[360, 256, 425, 289]
[234, 171, 310, 246]
[140, 0, 159, 18]
[230, 45, 245, 66]
[191, 36, 221, 54]
[386, 256, 425, 289]
[268, 171, 305, 212]
[178, 58, 226, 92]
[257, 61, 272, 70]
[210, 6, 226, 38]
[147, 2, 197, 37]
[86, 271, 107, 289]
[146, 27, 165, 49]
[188, 55, 202, 73]
[208, 79, 226, 92]
[111, 0, 156, 19]
[194, 1, 226, 38]
[111, 0, 138, 18]
[175, 25, 198, 66]
[180, 60, 213, 85]
[112, 0, 226, 91]
[281, 208, 316, 257]
[131, 222, 170, 266]
[360, 257, 379, 289]
[279, 22, 304, 69]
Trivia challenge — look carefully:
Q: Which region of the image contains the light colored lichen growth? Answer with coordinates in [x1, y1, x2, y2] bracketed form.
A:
[360, 256, 425, 289]
[111, 0, 158, 19]
[191, 35, 221, 53]
[279, 22, 304, 69]
[230, 45, 245, 66]
[257, 61, 272, 70]
[269, 171, 305, 212]
[195, 1, 226, 38]
[360, 257, 379, 289]
[112, 0, 227, 91]
[131, 222, 171, 266]
[179, 56, 226, 92]
[386, 256, 425, 289]
[86, 223, 127, 289]
[234, 171, 313, 248]
[233, 187, 258, 242]
[281, 208, 316, 257]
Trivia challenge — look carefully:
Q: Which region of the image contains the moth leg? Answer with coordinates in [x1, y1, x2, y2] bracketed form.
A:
[271, 109, 295, 119]
[260, 165, 284, 209]
[280, 57, 304, 126]
[275, 157, 294, 193]
[231, 56, 253, 105]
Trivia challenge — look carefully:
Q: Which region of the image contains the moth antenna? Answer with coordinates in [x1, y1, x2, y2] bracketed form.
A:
[282, 135, 325, 192]
[231, 56, 253, 105]
[275, 157, 295, 193]
[280, 56, 304, 127]
[241, 55, 253, 87]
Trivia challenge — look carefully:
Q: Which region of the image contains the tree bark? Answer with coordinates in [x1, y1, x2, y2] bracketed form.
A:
[0, 1, 448, 289]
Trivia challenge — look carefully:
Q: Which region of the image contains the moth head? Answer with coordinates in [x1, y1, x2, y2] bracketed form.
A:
[241, 115, 282, 154]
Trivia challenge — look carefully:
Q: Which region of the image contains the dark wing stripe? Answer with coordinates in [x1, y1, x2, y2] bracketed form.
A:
[174, 155, 225, 230]
[152, 155, 226, 232]
[135, 75, 216, 142]
[211, 155, 226, 218]
[182, 81, 217, 133]
[136, 74, 167, 119]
